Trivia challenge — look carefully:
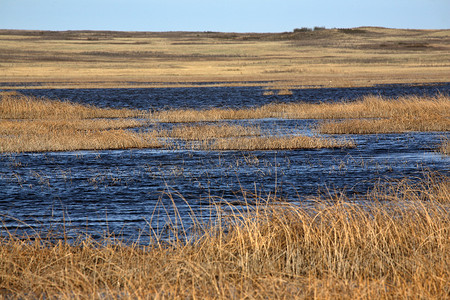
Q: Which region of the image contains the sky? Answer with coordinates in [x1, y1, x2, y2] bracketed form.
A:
[0, 0, 449, 32]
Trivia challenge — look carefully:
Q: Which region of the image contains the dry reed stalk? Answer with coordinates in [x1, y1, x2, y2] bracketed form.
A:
[440, 139, 450, 155]
[0, 174, 448, 298]
[160, 123, 261, 140]
[201, 135, 356, 150]
[0, 91, 141, 119]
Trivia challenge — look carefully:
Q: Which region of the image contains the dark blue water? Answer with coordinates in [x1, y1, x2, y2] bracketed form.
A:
[15, 82, 450, 110]
[1, 83, 449, 242]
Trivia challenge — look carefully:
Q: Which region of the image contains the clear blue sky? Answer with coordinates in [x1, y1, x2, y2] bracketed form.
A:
[1, 0, 449, 32]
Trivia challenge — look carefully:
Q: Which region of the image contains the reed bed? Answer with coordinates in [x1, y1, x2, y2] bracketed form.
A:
[0, 92, 160, 152]
[318, 114, 450, 134]
[201, 135, 356, 150]
[0, 119, 145, 134]
[282, 94, 450, 120]
[152, 94, 450, 125]
[0, 174, 448, 299]
[0, 129, 161, 152]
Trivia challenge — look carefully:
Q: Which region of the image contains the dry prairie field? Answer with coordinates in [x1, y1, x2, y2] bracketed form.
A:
[0, 27, 449, 89]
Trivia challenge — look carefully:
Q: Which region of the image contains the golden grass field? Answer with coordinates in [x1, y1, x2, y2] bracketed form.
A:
[0, 173, 448, 299]
[0, 27, 449, 89]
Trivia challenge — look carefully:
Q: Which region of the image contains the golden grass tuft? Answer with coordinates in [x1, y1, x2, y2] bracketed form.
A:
[0, 174, 448, 298]
[201, 135, 356, 150]
[440, 139, 450, 155]
[0, 128, 161, 153]
[0, 91, 141, 119]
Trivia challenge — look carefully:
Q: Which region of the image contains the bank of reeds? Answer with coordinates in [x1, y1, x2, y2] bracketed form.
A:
[0, 91, 141, 119]
[318, 114, 450, 134]
[201, 135, 356, 150]
[0, 128, 161, 152]
[152, 94, 450, 127]
[0, 174, 448, 299]
[0, 92, 160, 152]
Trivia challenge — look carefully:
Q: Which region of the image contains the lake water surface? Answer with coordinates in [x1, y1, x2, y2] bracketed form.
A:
[1, 83, 449, 242]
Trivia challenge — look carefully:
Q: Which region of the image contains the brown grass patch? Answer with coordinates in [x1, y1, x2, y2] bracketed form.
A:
[1, 174, 448, 298]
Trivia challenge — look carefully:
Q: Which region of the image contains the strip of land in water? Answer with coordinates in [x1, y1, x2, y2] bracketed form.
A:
[0, 27, 449, 89]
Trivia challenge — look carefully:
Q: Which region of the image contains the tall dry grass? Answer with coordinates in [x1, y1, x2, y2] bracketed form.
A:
[0, 92, 161, 152]
[0, 129, 161, 152]
[0, 91, 141, 119]
[318, 115, 450, 134]
[201, 135, 356, 150]
[0, 174, 448, 298]
[282, 94, 450, 120]
[160, 123, 262, 140]
[152, 94, 450, 126]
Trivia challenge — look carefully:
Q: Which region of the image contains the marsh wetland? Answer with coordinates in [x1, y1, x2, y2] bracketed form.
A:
[0, 83, 448, 242]
[0, 27, 449, 298]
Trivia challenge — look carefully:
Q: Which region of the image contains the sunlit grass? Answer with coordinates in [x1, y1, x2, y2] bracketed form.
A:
[0, 92, 160, 152]
[0, 91, 141, 119]
[0, 173, 448, 298]
[200, 135, 355, 150]
[160, 123, 262, 140]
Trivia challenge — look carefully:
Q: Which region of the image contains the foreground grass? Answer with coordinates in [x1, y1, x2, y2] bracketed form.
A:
[0, 174, 448, 299]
